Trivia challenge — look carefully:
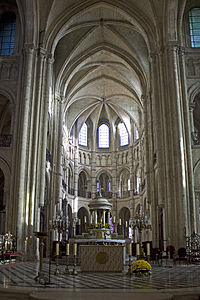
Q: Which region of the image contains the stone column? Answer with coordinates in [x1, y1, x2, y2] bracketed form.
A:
[95, 210, 97, 225]
[103, 210, 106, 225]
[74, 145, 78, 199]
[91, 151, 97, 199]
[13, 44, 36, 253]
[179, 46, 198, 236]
[189, 103, 195, 134]
[108, 211, 110, 224]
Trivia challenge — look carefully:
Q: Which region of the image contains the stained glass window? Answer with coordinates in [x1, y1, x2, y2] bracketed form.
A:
[79, 123, 88, 146]
[0, 12, 16, 56]
[118, 123, 129, 146]
[189, 8, 200, 48]
[98, 124, 109, 148]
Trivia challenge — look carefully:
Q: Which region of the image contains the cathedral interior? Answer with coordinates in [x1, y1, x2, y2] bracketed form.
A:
[0, 0, 200, 299]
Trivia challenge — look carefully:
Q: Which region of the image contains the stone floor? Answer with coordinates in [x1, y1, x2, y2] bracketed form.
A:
[0, 260, 200, 299]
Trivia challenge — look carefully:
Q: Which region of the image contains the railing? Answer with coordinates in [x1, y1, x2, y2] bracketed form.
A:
[116, 191, 130, 198]
[78, 191, 92, 198]
[0, 135, 12, 147]
[96, 191, 113, 199]
[192, 132, 200, 145]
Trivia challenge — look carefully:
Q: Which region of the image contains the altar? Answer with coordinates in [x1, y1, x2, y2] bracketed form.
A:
[80, 245, 125, 272]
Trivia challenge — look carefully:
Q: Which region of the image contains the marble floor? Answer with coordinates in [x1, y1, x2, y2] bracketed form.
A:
[0, 260, 200, 299]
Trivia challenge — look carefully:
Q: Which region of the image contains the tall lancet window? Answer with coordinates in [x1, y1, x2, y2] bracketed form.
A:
[98, 124, 109, 148]
[189, 8, 200, 47]
[118, 123, 129, 146]
[0, 12, 16, 56]
[79, 123, 88, 146]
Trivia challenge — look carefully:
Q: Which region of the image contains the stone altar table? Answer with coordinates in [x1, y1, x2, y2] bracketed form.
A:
[80, 245, 124, 272]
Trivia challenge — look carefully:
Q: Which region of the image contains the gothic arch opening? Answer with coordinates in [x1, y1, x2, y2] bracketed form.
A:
[0, 168, 5, 234]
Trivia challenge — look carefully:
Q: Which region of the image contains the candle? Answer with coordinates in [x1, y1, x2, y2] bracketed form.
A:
[90, 215, 93, 223]
[128, 243, 132, 256]
[113, 216, 116, 223]
[119, 218, 121, 225]
[73, 243, 77, 256]
[84, 216, 87, 223]
[147, 243, 150, 256]
[126, 221, 128, 228]
[136, 243, 140, 256]
[66, 243, 69, 256]
[78, 218, 81, 226]
[56, 243, 59, 256]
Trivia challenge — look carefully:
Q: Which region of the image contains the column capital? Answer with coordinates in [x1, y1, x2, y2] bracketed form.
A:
[23, 43, 36, 55]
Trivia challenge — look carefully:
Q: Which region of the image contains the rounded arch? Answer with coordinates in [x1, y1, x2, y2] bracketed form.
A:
[0, 157, 11, 234]
[117, 168, 131, 198]
[78, 166, 90, 178]
[119, 206, 130, 238]
[78, 170, 89, 198]
[188, 82, 200, 105]
[194, 159, 200, 189]
[0, 88, 15, 105]
[0, 90, 15, 136]
[77, 206, 89, 234]
[96, 168, 112, 180]
[0, 156, 11, 188]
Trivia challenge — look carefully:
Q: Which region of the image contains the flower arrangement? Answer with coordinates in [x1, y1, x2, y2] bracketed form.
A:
[88, 223, 111, 229]
[105, 223, 110, 229]
[132, 260, 151, 276]
[95, 223, 103, 229]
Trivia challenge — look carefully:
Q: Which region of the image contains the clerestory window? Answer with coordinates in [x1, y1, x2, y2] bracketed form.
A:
[79, 123, 88, 146]
[0, 12, 16, 56]
[189, 8, 200, 47]
[98, 123, 109, 148]
[118, 123, 129, 146]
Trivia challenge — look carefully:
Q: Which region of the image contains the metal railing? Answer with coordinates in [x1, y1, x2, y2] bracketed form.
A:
[78, 191, 92, 198]
[116, 191, 130, 198]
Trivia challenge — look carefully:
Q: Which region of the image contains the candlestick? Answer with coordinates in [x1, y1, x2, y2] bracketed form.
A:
[136, 243, 140, 256]
[56, 243, 59, 256]
[146, 243, 150, 256]
[128, 243, 132, 256]
[73, 243, 77, 256]
[66, 243, 69, 256]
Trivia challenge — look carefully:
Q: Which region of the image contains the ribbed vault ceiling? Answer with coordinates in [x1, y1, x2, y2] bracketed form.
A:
[53, 3, 150, 137]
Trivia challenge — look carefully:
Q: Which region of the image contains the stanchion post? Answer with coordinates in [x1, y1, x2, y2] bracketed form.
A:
[54, 242, 60, 276]
[72, 243, 78, 275]
[65, 242, 70, 274]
